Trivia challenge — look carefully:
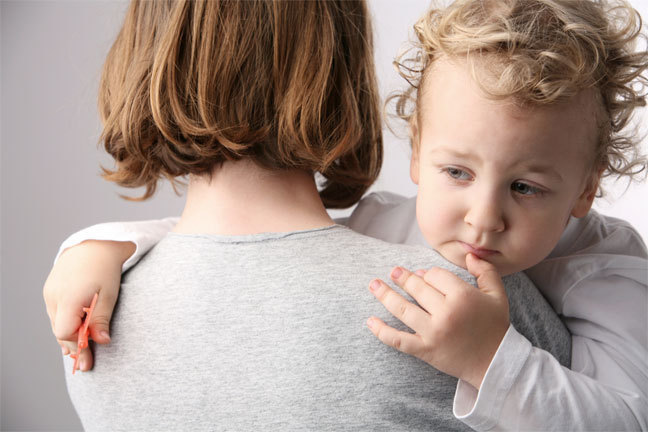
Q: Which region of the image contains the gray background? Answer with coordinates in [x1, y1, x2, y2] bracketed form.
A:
[1, 1, 646, 430]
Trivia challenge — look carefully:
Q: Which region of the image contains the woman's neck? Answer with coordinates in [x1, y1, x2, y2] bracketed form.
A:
[173, 160, 335, 235]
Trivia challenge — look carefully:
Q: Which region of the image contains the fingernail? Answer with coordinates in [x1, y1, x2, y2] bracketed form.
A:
[80, 359, 87, 370]
[367, 318, 375, 329]
[61, 346, 68, 355]
[391, 267, 403, 279]
[369, 280, 381, 292]
[100, 331, 111, 342]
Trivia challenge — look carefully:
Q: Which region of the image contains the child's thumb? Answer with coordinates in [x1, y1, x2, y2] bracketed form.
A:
[465, 253, 506, 298]
[88, 292, 118, 344]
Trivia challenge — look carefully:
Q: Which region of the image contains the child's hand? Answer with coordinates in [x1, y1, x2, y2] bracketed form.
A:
[367, 253, 510, 389]
[43, 240, 135, 371]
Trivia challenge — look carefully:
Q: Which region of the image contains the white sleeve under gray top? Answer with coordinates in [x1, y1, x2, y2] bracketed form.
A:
[64, 225, 569, 431]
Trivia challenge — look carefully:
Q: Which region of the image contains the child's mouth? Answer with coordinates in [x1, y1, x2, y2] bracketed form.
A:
[458, 241, 499, 259]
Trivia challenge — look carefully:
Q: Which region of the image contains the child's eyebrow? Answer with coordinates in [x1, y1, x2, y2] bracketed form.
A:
[517, 163, 563, 181]
[431, 147, 477, 162]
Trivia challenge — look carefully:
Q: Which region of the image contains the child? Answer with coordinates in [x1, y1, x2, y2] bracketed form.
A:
[360, 0, 647, 429]
[44, 0, 646, 429]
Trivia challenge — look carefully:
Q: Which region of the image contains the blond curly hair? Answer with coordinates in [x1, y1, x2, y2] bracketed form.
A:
[393, 0, 648, 187]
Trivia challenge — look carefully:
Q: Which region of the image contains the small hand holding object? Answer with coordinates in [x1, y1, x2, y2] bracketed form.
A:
[43, 240, 133, 371]
[70, 293, 98, 374]
[367, 253, 510, 389]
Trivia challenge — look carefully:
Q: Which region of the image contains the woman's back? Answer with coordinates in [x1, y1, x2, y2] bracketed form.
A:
[65, 226, 570, 431]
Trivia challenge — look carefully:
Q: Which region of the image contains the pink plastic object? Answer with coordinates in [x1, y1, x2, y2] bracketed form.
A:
[70, 293, 98, 374]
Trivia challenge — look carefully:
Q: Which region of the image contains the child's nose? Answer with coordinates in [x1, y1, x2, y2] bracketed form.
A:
[463, 193, 506, 233]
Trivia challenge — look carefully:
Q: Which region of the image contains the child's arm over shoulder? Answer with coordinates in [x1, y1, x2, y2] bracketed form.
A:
[55, 216, 179, 271]
[457, 210, 647, 430]
[370, 251, 646, 430]
[44, 217, 178, 371]
[453, 323, 646, 430]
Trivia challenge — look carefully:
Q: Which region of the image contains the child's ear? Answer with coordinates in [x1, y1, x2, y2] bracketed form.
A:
[571, 168, 602, 218]
[409, 118, 420, 185]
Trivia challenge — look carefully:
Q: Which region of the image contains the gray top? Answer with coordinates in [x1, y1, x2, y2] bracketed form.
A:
[65, 225, 570, 431]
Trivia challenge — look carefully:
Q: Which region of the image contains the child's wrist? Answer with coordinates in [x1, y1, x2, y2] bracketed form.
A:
[78, 239, 136, 265]
[462, 322, 509, 390]
[113, 240, 136, 264]
[463, 361, 490, 390]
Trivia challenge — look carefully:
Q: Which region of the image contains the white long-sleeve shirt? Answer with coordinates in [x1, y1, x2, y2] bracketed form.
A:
[56, 191, 648, 430]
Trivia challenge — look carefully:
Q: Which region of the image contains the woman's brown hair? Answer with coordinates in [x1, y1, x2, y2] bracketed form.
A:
[99, 0, 382, 208]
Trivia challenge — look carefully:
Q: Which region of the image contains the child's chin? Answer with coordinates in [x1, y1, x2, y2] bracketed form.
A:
[494, 261, 524, 277]
[436, 248, 469, 270]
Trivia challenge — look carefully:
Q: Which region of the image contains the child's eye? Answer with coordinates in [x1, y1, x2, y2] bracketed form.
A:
[444, 167, 472, 181]
[511, 182, 542, 196]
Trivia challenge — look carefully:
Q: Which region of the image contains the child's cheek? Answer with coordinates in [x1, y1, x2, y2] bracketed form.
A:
[511, 211, 567, 272]
[415, 188, 448, 248]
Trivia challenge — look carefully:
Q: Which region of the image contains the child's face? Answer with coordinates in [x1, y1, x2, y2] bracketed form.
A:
[411, 59, 599, 275]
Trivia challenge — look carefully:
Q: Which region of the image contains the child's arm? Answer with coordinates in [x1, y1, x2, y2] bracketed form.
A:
[454, 315, 646, 431]
[367, 256, 646, 431]
[449, 271, 647, 432]
[43, 217, 177, 371]
[54, 217, 179, 272]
